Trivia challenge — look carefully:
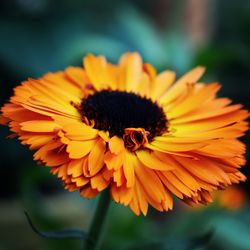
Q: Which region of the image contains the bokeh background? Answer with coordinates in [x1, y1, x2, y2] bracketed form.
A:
[0, 0, 250, 249]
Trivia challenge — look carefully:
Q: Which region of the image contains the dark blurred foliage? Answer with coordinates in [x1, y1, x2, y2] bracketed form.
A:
[0, 0, 250, 249]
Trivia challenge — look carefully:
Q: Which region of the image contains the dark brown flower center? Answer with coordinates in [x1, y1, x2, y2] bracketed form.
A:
[81, 90, 167, 141]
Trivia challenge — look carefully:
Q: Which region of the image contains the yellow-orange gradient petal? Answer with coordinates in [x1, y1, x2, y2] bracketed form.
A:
[118, 52, 142, 92]
[1, 52, 248, 216]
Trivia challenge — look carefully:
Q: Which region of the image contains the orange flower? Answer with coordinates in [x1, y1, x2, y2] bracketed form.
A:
[216, 186, 247, 210]
[1, 52, 249, 215]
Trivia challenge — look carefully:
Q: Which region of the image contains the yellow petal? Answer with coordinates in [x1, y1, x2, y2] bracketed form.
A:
[154, 152, 200, 190]
[168, 83, 221, 119]
[174, 156, 223, 185]
[91, 172, 110, 191]
[160, 171, 193, 197]
[151, 70, 176, 100]
[67, 140, 96, 159]
[98, 131, 110, 142]
[135, 181, 148, 216]
[21, 120, 61, 132]
[113, 168, 125, 186]
[88, 139, 106, 176]
[111, 184, 133, 205]
[83, 54, 108, 90]
[172, 104, 245, 125]
[109, 136, 125, 154]
[172, 108, 247, 134]
[160, 66, 205, 104]
[136, 150, 174, 171]
[118, 52, 142, 91]
[25, 134, 54, 149]
[104, 151, 124, 170]
[147, 139, 206, 152]
[143, 63, 157, 79]
[123, 151, 136, 188]
[80, 186, 99, 199]
[65, 66, 89, 89]
[134, 163, 165, 203]
[158, 172, 184, 199]
[63, 122, 98, 141]
[72, 176, 89, 187]
[67, 158, 84, 177]
[129, 196, 140, 216]
[134, 72, 151, 97]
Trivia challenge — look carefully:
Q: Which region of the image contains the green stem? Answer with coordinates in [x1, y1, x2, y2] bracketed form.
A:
[83, 189, 111, 250]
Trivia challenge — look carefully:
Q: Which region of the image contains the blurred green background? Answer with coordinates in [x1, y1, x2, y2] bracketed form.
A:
[0, 0, 250, 249]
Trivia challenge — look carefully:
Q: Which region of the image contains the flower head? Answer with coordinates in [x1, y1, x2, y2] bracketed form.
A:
[1, 52, 249, 215]
[216, 186, 247, 210]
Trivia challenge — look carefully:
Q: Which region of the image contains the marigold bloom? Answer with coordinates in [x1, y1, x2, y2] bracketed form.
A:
[216, 186, 247, 210]
[1, 52, 249, 215]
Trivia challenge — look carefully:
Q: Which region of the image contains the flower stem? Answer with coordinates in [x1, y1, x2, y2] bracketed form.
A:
[83, 189, 111, 250]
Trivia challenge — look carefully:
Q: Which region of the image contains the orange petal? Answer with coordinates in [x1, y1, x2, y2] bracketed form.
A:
[134, 72, 151, 97]
[154, 152, 200, 190]
[24, 134, 54, 149]
[160, 66, 205, 104]
[91, 172, 110, 191]
[109, 136, 125, 154]
[88, 139, 106, 176]
[174, 156, 228, 185]
[66, 140, 96, 159]
[151, 70, 176, 100]
[113, 167, 126, 186]
[67, 158, 84, 177]
[157, 172, 184, 199]
[72, 176, 89, 187]
[104, 150, 124, 170]
[147, 139, 206, 152]
[63, 122, 98, 141]
[134, 163, 166, 203]
[123, 151, 136, 188]
[1, 104, 47, 122]
[172, 105, 246, 126]
[65, 66, 89, 89]
[168, 83, 221, 119]
[111, 184, 133, 205]
[118, 52, 142, 92]
[129, 195, 140, 216]
[143, 63, 156, 79]
[196, 139, 245, 158]
[80, 186, 99, 199]
[135, 181, 148, 216]
[136, 150, 174, 171]
[160, 171, 194, 197]
[83, 54, 109, 90]
[20, 120, 61, 132]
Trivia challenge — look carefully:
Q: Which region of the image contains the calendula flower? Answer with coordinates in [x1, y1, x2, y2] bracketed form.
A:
[1, 52, 249, 215]
[216, 186, 247, 210]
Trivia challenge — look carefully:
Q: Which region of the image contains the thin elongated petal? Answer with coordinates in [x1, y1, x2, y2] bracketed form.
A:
[67, 140, 96, 159]
[21, 120, 61, 132]
[160, 66, 205, 104]
[63, 122, 98, 141]
[151, 70, 176, 100]
[118, 52, 142, 92]
[88, 139, 106, 176]
[123, 151, 136, 188]
[83, 54, 109, 90]
[136, 150, 174, 171]
[109, 136, 125, 154]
